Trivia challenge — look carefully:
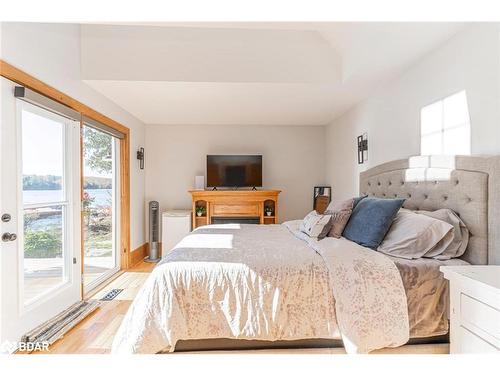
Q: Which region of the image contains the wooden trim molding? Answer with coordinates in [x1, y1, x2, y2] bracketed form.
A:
[119, 132, 131, 270]
[130, 243, 148, 267]
[0, 60, 133, 270]
[0, 60, 129, 134]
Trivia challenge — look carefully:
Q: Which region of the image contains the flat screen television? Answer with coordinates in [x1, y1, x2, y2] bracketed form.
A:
[207, 155, 262, 188]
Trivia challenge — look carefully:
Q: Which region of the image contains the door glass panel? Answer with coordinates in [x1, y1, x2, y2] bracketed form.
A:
[22, 109, 64, 204]
[21, 104, 68, 304]
[23, 206, 64, 303]
[83, 126, 119, 288]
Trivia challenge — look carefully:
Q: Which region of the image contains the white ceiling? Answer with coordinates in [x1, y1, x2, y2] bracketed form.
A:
[81, 22, 465, 126]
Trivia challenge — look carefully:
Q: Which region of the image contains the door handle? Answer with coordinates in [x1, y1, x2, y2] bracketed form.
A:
[2, 233, 17, 242]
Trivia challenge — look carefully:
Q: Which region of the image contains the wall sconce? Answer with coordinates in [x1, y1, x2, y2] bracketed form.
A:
[137, 147, 145, 169]
[357, 133, 368, 164]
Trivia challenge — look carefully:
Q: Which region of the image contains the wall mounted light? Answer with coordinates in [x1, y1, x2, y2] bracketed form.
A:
[357, 133, 368, 164]
[137, 147, 145, 169]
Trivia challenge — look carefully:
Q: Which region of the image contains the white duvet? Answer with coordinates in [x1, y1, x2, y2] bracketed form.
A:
[111, 222, 409, 354]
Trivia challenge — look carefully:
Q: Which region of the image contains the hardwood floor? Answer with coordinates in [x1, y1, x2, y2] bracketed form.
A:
[38, 261, 156, 354]
[37, 260, 448, 355]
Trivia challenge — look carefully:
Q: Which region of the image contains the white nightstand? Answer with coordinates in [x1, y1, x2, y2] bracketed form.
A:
[440, 266, 500, 353]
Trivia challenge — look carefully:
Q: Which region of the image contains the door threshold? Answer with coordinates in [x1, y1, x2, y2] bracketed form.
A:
[83, 269, 123, 300]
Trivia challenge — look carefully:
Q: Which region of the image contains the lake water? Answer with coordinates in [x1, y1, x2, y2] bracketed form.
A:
[24, 189, 112, 207]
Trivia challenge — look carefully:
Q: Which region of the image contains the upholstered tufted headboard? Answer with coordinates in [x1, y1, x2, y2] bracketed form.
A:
[359, 155, 500, 265]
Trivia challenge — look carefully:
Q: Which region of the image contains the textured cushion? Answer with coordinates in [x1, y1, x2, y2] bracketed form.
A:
[358, 158, 489, 265]
[324, 198, 354, 238]
[378, 209, 453, 259]
[299, 211, 333, 239]
[353, 195, 367, 208]
[417, 209, 469, 259]
[343, 197, 405, 249]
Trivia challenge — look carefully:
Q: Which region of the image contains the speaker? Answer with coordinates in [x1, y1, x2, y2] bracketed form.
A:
[195, 175, 205, 190]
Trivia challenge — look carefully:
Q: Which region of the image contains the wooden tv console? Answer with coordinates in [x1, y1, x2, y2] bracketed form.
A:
[189, 190, 281, 229]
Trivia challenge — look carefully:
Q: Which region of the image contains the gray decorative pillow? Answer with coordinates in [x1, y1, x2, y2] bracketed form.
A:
[324, 198, 354, 238]
[416, 209, 469, 259]
[378, 209, 454, 259]
[299, 211, 333, 239]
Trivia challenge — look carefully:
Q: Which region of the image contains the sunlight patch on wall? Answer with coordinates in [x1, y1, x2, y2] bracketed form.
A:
[405, 155, 455, 182]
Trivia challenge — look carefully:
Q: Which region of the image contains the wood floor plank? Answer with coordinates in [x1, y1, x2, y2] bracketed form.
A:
[32, 261, 153, 354]
[89, 315, 125, 350]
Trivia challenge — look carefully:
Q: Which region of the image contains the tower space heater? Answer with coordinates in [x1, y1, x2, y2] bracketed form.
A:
[145, 201, 160, 263]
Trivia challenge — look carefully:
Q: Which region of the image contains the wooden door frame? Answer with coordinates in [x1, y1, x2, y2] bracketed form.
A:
[0, 61, 132, 283]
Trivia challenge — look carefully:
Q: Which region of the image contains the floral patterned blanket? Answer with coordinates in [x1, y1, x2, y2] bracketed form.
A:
[111, 222, 409, 354]
[292, 224, 409, 353]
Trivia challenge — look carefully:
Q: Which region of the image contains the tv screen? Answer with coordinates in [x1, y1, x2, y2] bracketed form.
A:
[207, 155, 262, 188]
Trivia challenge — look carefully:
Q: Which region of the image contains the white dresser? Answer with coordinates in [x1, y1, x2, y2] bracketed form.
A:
[441, 266, 500, 353]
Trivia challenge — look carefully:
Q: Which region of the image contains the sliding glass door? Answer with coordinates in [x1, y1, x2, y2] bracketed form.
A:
[82, 125, 120, 292]
[0, 78, 81, 346]
[1, 75, 128, 349]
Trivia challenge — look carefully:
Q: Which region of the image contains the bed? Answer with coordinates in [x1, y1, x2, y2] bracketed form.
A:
[112, 155, 500, 354]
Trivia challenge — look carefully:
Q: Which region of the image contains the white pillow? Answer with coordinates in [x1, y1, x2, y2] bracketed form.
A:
[416, 209, 469, 259]
[378, 209, 453, 259]
[299, 211, 332, 239]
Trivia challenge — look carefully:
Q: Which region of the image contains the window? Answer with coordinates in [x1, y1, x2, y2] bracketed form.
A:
[82, 125, 121, 291]
[21, 103, 69, 304]
[420, 90, 471, 156]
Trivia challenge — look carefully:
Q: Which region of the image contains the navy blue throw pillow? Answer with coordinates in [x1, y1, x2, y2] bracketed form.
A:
[353, 195, 367, 208]
[342, 197, 405, 249]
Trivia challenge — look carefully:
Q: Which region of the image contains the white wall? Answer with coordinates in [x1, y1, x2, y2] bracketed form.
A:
[4, 22, 498, 247]
[145, 125, 326, 222]
[326, 24, 500, 200]
[0, 23, 147, 250]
